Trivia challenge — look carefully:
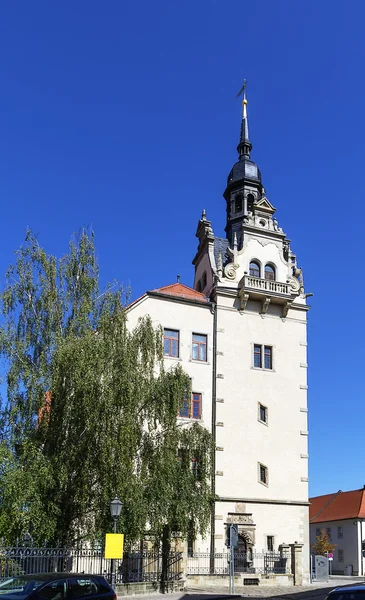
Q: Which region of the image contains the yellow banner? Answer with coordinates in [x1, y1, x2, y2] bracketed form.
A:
[105, 533, 124, 559]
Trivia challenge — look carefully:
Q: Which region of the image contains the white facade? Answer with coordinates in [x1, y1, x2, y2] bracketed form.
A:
[310, 520, 364, 576]
[126, 97, 310, 581]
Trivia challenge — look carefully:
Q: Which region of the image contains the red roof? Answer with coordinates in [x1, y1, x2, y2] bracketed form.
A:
[310, 489, 365, 523]
[152, 283, 209, 303]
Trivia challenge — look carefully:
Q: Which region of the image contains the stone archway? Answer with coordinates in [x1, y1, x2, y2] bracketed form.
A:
[234, 531, 254, 573]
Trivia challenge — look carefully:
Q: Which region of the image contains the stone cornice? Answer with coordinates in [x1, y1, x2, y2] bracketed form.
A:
[217, 496, 310, 507]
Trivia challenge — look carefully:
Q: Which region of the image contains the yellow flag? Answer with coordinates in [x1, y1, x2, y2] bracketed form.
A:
[105, 533, 124, 559]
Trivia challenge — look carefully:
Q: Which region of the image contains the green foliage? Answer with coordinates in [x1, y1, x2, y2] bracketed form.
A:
[312, 528, 337, 555]
[0, 229, 214, 548]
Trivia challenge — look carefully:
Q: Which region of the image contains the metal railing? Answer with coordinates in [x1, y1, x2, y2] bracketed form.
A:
[0, 545, 183, 584]
[187, 551, 288, 575]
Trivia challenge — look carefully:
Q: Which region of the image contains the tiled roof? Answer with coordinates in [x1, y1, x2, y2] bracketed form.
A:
[152, 283, 210, 303]
[214, 237, 229, 267]
[310, 489, 365, 523]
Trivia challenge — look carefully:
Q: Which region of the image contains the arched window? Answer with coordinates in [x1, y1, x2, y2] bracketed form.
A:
[249, 261, 260, 278]
[247, 193, 255, 212]
[264, 264, 275, 281]
[235, 194, 243, 213]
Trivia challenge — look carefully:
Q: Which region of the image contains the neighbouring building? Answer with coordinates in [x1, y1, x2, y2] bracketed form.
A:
[127, 89, 310, 582]
[310, 487, 365, 576]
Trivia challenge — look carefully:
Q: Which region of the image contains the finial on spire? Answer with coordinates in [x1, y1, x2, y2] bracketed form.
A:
[235, 78, 252, 158]
[177, 274, 180, 283]
[201, 209, 207, 221]
[235, 79, 248, 119]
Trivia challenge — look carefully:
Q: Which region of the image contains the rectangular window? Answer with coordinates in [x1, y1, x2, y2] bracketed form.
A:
[259, 463, 268, 486]
[267, 536, 274, 552]
[264, 346, 273, 369]
[164, 329, 179, 357]
[253, 344, 273, 370]
[179, 392, 202, 420]
[192, 333, 207, 362]
[326, 527, 331, 539]
[192, 393, 202, 419]
[338, 549, 344, 562]
[254, 344, 262, 368]
[316, 528, 320, 537]
[191, 457, 201, 481]
[259, 403, 267, 424]
[338, 526, 343, 539]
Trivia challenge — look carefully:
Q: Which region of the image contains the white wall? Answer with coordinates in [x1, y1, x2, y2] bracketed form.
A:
[310, 520, 361, 575]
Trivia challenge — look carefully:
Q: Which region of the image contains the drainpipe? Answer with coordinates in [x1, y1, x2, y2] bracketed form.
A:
[360, 519, 364, 577]
[209, 299, 217, 573]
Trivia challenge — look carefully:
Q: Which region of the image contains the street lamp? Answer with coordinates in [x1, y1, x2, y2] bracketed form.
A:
[110, 496, 123, 533]
[109, 496, 123, 590]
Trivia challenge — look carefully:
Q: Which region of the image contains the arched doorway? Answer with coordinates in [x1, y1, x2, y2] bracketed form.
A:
[234, 532, 254, 573]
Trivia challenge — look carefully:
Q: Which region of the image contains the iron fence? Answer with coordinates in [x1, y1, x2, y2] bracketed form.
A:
[0, 545, 183, 585]
[187, 551, 288, 575]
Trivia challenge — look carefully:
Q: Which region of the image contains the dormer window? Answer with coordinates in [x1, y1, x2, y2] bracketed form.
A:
[249, 261, 260, 278]
[264, 264, 275, 281]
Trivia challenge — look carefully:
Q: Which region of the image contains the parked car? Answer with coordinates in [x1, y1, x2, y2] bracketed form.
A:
[0, 573, 116, 600]
[325, 585, 365, 600]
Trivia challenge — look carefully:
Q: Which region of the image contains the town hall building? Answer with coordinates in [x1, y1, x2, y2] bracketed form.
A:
[126, 90, 310, 582]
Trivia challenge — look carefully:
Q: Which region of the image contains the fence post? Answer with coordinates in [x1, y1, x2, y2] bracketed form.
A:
[290, 543, 304, 586]
[279, 543, 291, 574]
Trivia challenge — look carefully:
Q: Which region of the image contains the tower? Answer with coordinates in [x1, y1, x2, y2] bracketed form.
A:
[193, 87, 310, 578]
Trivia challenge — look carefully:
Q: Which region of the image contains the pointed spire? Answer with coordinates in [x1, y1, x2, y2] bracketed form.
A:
[236, 80, 252, 158]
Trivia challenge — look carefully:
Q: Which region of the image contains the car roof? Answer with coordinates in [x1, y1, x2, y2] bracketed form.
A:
[331, 585, 365, 593]
[19, 574, 105, 581]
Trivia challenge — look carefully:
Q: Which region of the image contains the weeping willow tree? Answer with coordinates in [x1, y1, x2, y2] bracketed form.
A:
[0, 229, 214, 554]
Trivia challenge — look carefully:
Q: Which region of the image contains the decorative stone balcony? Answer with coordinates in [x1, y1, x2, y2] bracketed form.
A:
[238, 275, 298, 316]
[243, 275, 291, 296]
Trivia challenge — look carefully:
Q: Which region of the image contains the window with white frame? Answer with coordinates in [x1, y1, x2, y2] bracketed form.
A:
[254, 344, 273, 370]
[164, 329, 179, 357]
[192, 333, 207, 362]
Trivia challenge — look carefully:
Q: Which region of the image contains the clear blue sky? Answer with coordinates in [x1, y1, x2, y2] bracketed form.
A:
[0, 0, 362, 497]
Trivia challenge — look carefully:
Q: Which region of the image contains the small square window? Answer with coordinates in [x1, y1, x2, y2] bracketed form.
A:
[259, 403, 267, 424]
[192, 333, 207, 362]
[338, 549, 344, 562]
[164, 329, 179, 357]
[267, 536, 274, 552]
[338, 526, 343, 539]
[254, 344, 262, 368]
[259, 463, 268, 486]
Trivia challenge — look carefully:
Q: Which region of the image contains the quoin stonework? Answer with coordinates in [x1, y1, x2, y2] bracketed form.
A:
[127, 89, 310, 583]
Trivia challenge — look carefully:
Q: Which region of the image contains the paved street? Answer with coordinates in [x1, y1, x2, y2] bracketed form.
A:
[117, 577, 365, 600]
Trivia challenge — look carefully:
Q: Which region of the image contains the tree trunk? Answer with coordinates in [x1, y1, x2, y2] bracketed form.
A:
[160, 524, 171, 594]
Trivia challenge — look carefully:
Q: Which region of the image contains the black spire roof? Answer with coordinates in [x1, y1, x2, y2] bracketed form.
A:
[226, 95, 262, 187]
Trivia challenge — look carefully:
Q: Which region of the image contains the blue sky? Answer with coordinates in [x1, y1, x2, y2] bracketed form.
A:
[0, 0, 363, 497]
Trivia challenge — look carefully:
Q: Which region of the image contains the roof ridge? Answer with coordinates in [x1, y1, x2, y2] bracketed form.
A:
[310, 490, 342, 523]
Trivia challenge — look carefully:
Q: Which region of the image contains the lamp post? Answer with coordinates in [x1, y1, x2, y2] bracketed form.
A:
[109, 496, 123, 590]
